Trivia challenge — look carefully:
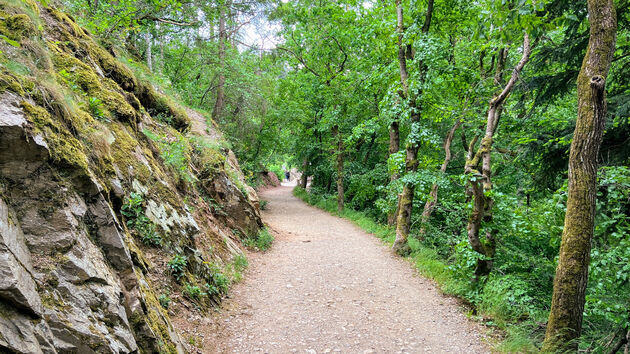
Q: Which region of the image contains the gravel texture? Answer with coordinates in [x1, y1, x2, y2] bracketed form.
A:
[204, 185, 490, 353]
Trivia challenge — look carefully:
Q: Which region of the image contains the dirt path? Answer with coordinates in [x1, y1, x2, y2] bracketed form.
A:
[208, 186, 489, 353]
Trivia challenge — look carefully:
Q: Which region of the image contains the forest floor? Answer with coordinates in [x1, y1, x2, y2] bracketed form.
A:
[189, 185, 490, 353]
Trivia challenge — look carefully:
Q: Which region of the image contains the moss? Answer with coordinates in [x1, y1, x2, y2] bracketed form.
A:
[87, 44, 137, 92]
[109, 122, 151, 183]
[0, 70, 24, 95]
[0, 12, 35, 41]
[48, 7, 87, 39]
[49, 43, 137, 123]
[45, 7, 137, 92]
[20, 0, 40, 16]
[135, 80, 190, 132]
[133, 271, 179, 354]
[41, 292, 70, 311]
[21, 101, 89, 172]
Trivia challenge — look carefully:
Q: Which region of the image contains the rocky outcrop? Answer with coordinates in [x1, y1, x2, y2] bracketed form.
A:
[0, 1, 262, 352]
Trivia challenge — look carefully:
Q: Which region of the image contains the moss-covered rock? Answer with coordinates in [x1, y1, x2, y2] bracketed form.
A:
[21, 101, 90, 172]
[0, 12, 35, 41]
[0, 70, 24, 95]
[0, 4, 263, 353]
[135, 80, 190, 132]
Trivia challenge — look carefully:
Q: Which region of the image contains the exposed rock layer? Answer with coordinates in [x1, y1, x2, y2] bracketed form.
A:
[0, 2, 262, 352]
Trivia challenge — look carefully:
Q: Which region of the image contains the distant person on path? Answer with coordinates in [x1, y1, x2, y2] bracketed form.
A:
[285, 171, 290, 181]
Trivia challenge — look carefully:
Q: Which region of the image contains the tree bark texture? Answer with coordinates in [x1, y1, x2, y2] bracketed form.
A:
[387, 119, 400, 226]
[391, 0, 434, 255]
[145, 32, 152, 72]
[300, 158, 308, 189]
[388, 0, 407, 227]
[542, 0, 616, 350]
[332, 125, 344, 213]
[465, 34, 531, 279]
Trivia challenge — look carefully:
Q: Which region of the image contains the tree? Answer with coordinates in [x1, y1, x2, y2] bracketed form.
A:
[391, 0, 435, 255]
[464, 34, 531, 279]
[542, 0, 617, 350]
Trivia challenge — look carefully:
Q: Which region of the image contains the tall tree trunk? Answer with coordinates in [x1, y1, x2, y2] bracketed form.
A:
[418, 118, 462, 236]
[465, 35, 531, 279]
[393, 109, 420, 255]
[332, 125, 344, 213]
[300, 158, 308, 188]
[387, 119, 400, 226]
[391, 0, 434, 255]
[212, 9, 227, 121]
[388, 1, 406, 227]
[145, 32, 152, 72]
[542, 0, 617, 350]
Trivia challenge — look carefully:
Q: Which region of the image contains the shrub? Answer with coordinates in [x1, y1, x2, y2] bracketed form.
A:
[243, 228, 273, 252]
[167, 254, 187, 281]
[183, 283, 203, 300]
[121, 192, 162, 246]
[158, 293, 171, 309]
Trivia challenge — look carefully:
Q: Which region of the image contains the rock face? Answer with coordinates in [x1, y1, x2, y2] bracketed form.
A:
[0, 1, 262, 352]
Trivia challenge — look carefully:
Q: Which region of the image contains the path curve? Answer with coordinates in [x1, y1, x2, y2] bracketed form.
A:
[212, 186, 488, 353]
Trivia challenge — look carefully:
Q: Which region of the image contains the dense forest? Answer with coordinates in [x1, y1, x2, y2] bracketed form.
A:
[1, 0, 629, 352]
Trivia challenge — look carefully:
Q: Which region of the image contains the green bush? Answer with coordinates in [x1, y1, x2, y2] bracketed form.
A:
[183, 283, 203, 300]
[121, 192, 162, 246]
[243, 228, 273, 252]
[167, 254, 187, 281]
[158, 293, 171, 309]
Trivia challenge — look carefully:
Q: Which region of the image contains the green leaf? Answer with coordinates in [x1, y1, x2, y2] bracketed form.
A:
[0, 35, 20, 47]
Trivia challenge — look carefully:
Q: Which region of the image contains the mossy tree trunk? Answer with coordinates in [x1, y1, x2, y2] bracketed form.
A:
[388, 2, 406, 226]
[300, 158, 308, 188]
[464, 34, 531, 279]
[387, 119, 400, 226]
[542, 0, 617, 350]
[332, 124, 344, 213]
[391, 0, 434, 255]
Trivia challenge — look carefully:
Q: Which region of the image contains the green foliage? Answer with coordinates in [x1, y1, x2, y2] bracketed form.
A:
[243, 228, 273, 252]
[55, 0, 630, 350]
[183, 283, 202, 300]
[121, 192, 162, 246]
[87, 96, 108, 122]
[158, 293, 171, 309]
[143, 129, 194, 183]
[167, 254, 186, 281]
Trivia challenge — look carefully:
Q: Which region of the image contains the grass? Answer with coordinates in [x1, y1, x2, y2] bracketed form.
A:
[244, 228, 274, 252]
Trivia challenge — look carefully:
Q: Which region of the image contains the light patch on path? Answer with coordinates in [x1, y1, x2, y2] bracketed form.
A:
[210, 186, 489, 353]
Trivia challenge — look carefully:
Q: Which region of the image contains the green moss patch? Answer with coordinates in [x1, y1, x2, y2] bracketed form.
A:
[21, 101, 89, 172]
[135, 80, 190, 132]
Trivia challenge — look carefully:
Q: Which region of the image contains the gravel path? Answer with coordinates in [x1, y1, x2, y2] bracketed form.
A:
[211, 186, 489, 353]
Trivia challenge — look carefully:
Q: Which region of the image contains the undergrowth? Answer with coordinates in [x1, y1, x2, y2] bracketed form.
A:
[243, 228, 273, 252]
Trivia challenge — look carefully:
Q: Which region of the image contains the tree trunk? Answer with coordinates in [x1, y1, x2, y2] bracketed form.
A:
[465, 35, 531, 279]
[387, 119, 400, 226]
[332, 125, 344, 213]
[145, 32, 152, 72]
[300, 158, 308, 188]
[392, 115, 419, 255]
[391, 0, 434, 255]
[388, 0, 407, 227]
[542, 0, 617, 350]
[212, 10, 227, 121]
[418, 118, 462, 236]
